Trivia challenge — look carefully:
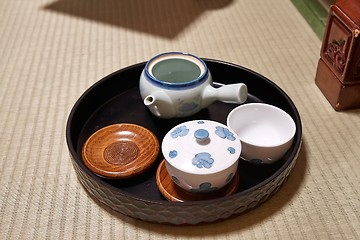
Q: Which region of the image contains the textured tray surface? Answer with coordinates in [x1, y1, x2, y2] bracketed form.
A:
[66, 59, 302, 225]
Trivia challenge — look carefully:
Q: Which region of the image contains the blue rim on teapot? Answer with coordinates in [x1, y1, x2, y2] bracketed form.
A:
[144, 52, 209, 90]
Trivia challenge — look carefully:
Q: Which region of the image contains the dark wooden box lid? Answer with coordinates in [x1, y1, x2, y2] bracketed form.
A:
[336, 0, 360, 25]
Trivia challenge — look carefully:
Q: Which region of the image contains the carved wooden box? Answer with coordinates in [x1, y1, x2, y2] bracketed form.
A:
[315, 0, 360, 110]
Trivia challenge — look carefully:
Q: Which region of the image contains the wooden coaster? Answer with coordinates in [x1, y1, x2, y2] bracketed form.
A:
[156, 160, 240, 202]
[82, 124, 159, 179]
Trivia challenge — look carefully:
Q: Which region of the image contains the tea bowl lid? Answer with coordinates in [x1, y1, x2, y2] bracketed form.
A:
[162, 120, 241, 174]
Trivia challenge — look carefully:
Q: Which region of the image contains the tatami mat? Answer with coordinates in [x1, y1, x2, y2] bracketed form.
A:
[1, 0, 359, 239]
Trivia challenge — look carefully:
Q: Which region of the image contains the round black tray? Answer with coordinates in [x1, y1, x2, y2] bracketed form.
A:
[66, 59, 302, 225]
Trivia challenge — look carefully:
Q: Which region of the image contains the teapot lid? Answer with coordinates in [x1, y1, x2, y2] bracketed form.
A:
[162, 120, 241, 174]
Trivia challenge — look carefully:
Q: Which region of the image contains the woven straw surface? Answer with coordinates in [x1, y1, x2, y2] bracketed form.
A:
[1, 0, 359, 239]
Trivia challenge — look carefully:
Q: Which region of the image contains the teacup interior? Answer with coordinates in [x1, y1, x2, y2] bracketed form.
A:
[227, 103, 296, 147]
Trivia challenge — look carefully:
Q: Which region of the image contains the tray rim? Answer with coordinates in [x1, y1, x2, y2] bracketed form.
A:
[66, 58, 302, 223]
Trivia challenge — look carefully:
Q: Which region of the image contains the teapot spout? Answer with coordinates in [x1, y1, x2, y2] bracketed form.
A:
[143, 92, 176, 119]
[144, 95, 156, 106]
[201, 83, 248, 108]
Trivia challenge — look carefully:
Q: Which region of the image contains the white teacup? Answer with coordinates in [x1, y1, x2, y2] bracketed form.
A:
[227, 103, 296, 164]
[139, 52, 248, 119]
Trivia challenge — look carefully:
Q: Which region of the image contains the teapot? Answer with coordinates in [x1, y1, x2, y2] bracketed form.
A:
[139, 52, 248, 119]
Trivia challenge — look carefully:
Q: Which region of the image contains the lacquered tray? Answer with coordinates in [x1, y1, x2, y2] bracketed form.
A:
[66, 59, 302, 225]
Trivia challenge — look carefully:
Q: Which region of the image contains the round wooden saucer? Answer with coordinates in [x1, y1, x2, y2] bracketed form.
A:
[156, 160, 240, 202]
[82, 123, 159, 179]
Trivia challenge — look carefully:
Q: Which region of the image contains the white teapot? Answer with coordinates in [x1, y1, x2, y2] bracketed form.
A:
[139, 52, 248, 119]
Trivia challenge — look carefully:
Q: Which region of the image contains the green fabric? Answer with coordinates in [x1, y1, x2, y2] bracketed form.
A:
[290, 0, 329, 39]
